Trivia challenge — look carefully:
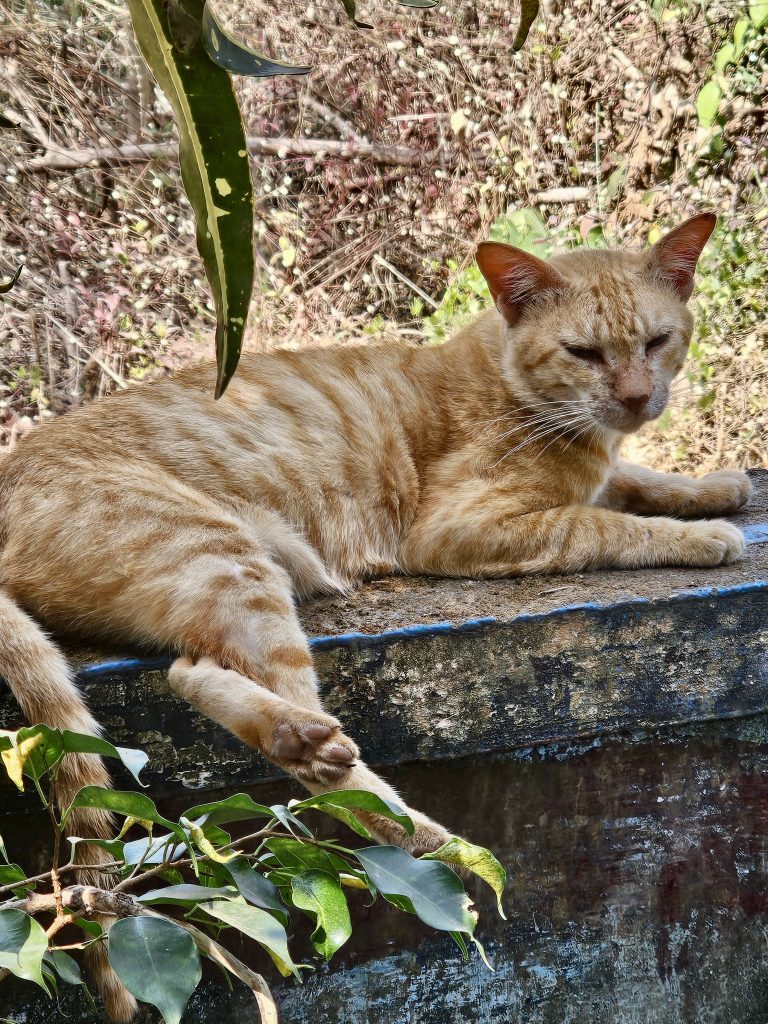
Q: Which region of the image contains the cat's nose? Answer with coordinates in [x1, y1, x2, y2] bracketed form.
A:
[620, 392, 651, 415]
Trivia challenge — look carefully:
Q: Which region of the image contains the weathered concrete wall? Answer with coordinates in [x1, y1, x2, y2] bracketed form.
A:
[2, 470, 768, 1022]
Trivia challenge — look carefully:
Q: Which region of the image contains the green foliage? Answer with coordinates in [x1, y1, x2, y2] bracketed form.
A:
[109, 917, 201, 1024]
[0, 725, 503, 1021]
[693, 6, 767, 161]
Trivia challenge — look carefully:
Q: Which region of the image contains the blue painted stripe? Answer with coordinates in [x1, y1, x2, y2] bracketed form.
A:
[743, 522, 768, 545]
[75, 576, 768, 679]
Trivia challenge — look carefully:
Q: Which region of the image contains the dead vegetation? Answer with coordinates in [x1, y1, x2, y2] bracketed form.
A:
[0, 0, 766, 469]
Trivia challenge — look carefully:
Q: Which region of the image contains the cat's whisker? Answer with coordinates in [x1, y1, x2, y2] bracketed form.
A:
[491, 413, 594, 468]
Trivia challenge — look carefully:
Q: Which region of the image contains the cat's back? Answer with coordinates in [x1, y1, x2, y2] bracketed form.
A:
[0, 339, 429, 570]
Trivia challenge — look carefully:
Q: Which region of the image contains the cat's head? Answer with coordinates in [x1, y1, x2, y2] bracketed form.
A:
[475, 213, 715, 434]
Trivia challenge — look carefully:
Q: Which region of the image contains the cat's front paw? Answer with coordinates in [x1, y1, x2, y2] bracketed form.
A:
[680, 519, 745, 566]
[694, 469, 752, 516]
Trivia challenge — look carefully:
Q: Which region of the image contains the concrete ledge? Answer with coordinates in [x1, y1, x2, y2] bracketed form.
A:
[1, 470, 767, 800]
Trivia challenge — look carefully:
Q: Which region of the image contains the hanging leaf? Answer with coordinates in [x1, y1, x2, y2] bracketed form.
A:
[512, 0, 540, 51]
[290, 870, 352, 959]
[356, 846, 477, 935]
[696, 80, 723, 128]
[200, 900, 303, 978]
[125, 0, 254, 397]
[201, 2, 310, 76]
[0, 263, 22, 294]
[391, 0, 440, 8]
[61, 731, 149, 787]
[224, 857, 287, 918]
[422, 837, 507, 918]
[0, 910, 49, 992]
[109, 917, 201, 1024]
[44, 949, 85, 987]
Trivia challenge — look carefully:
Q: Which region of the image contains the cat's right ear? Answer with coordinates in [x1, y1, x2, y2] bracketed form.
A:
[476, 242, 568, 327]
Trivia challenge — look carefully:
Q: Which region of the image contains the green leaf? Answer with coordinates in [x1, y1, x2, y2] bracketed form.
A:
[44, 949, 84, 986]
[123, 833, 186, 867]
[303, 802, 373, 839]
[391, 0, 440, 7]
[224, 857, 286, 917]
[512, 0, 540, 51]
[138, 884, 236, 906]
[0, 264, 22, 294]
[749, 0, 768, 27]
[63, 788, 173, 830]
[108, 917, 201, 1024]
[184, 793, 274, 827]
[356, 846, 477, 935]
[0, 726, 148, 787]
[265, 837, 348, 877]
[696, 80, 722, 128]
[0, 910, 49, 992]
[68, 835, 126, 863]
[61, 731, 149, 787]
[125, 0, 255, 397]
[201, 2, 310, 76]
[0, 863, 33, 896]
[200, 900, 302, 978]
[290, 870, 352, 959]
[292, 790, 414, 835]
[733, 16, 751, 48]
[422, 837, 507, 918]
[269, 803, 313, 838]
[714, 41, 737, 73]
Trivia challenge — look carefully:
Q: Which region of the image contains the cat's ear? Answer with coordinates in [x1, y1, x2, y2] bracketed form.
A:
[648, 213, 716, 301]
[476, 242, 568, 326]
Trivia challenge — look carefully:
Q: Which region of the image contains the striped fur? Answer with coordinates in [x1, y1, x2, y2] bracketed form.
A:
[0, 214, 750, 1019]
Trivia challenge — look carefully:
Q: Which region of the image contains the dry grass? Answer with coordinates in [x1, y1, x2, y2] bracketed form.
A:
[0, 0, 766, 469]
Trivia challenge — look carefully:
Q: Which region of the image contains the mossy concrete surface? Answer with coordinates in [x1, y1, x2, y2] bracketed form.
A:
[2, 470, 768, 1022]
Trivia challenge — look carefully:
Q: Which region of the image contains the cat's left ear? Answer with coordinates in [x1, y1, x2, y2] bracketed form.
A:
[648, 212, 716, 301]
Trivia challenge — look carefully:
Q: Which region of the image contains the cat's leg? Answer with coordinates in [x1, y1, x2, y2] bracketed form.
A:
[599, 462, 752, 518]
[401, 480, 746, 576]
[169, 657, 451, 853]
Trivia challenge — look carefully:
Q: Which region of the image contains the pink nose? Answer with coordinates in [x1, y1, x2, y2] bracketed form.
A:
[620, 393, 651, 415]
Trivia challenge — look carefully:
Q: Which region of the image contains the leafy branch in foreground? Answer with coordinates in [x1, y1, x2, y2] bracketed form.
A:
[0, 724, 505, 1023]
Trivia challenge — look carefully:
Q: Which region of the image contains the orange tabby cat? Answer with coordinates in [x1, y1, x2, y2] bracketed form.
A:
[0, 212, 750, 1018]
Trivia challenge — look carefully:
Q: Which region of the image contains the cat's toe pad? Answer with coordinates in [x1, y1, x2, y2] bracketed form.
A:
[271, 717, 359, 783]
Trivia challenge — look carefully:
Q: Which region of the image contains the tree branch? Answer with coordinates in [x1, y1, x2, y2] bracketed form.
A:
[8, 885, 278, 1024]
[11, 134, 592, 203]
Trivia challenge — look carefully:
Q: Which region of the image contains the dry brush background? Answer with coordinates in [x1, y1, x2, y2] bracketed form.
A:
[0, 0, 766, 469]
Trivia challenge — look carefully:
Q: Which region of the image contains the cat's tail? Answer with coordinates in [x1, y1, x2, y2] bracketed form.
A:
[0, 588, 138, 1021]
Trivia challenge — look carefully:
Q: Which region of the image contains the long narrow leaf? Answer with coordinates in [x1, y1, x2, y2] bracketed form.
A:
[126, 0, 254, 396]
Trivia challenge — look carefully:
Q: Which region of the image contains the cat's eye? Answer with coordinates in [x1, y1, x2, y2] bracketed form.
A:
[564, 345, 604, 364]
[645, 332, 670, 353]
